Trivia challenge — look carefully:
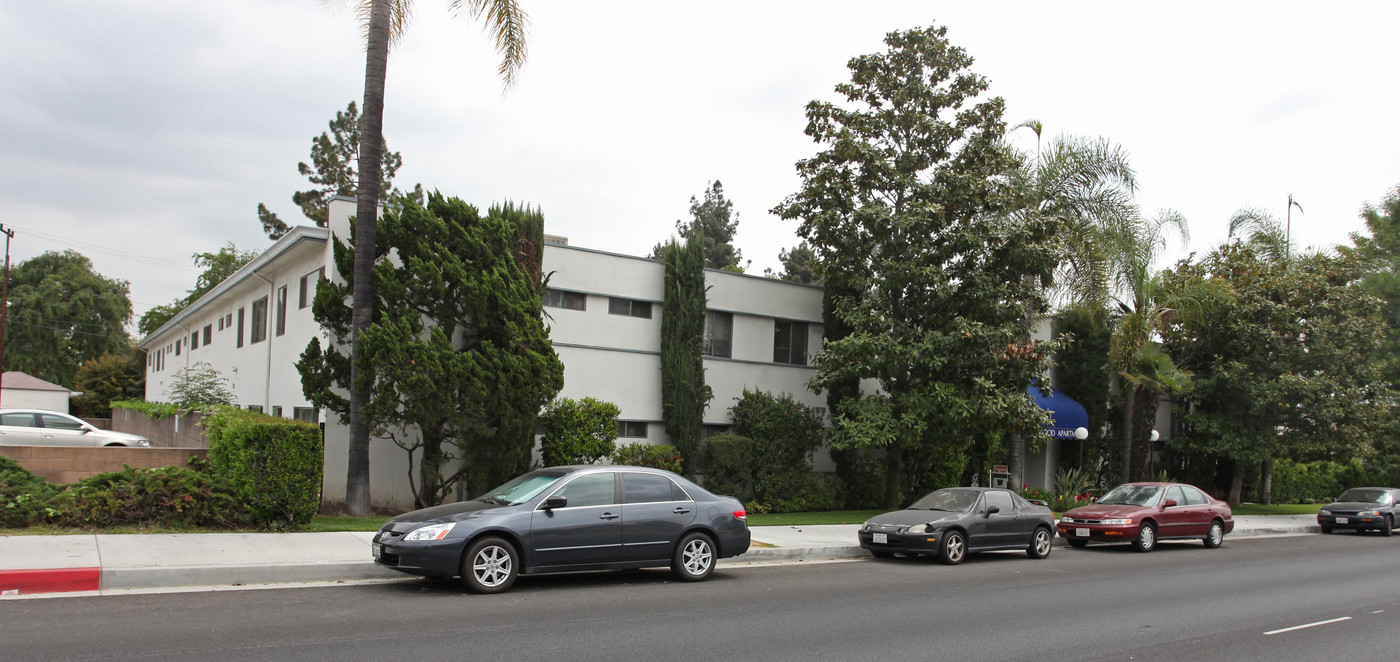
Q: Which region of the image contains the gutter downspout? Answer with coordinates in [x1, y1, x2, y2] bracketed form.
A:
[252, 269, 275, 414]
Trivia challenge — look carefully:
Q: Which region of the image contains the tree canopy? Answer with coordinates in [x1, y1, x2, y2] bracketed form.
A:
[138, 243, 259, 337]
[298, 192, 563, 507]
[5, 250, 132, 387]
[772, 25, 1059, 507]
[257, 101, 414, 240]
[653, 181, 745, 271]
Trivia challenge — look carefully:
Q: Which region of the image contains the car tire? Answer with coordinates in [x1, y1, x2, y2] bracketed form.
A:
[1132, 522, 1157, 553]
[1067, 539, 1088, 549]
[461, 536, 518, 594]
[936, 530, 966, 565]
[1383, 515, 1394, 538]
[1203, 519, 1224, 548]
[672, 532, 715, 581]
[1320, 525, 1332, 534]
[1026, 527, 1053, 559]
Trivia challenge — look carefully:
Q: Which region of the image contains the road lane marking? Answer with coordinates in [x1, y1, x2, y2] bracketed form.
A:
[1264, 616, 1351, 635]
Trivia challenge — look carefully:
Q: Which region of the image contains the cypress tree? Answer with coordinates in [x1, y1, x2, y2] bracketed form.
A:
[660, 231, 712, 474]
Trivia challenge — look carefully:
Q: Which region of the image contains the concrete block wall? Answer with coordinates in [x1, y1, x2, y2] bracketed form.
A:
[110, 409, 210, 448]
[0, 447, 209, 484]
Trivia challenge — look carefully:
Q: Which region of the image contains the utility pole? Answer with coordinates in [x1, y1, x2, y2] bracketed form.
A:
[0, 225, 12, 407]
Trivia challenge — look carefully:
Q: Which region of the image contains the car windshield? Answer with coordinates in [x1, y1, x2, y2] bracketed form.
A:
[1098, 485, 1163, 506]
[476, 470, 566, 505]
[908, 490, 979, 512]
[1338, 489, 1389, 504]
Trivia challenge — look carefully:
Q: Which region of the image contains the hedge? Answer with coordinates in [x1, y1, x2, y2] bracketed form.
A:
[204, 407, 323, 528]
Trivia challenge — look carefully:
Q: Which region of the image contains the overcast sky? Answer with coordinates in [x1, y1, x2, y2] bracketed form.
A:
[3, 1, 1398, 328]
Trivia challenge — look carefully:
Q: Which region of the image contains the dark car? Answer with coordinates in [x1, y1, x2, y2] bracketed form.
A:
[857, 487, 1056, 565]
[1057, 482, 1234, 552]
[1317, 487, 1400, 536]
[371, 465, 750, 593]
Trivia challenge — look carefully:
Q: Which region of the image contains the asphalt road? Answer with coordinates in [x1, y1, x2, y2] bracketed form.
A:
[5, 533, 1399, 661]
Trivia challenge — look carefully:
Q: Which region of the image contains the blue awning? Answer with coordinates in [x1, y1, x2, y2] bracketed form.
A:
[1027, 385, 1089, 439]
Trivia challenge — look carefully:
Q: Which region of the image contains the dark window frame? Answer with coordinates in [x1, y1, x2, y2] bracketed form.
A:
[617, 421, 648, 438]
[703, 311, 733, 358]
[608, 297, 653, 319]
[202, 324, 212, 346]
[236, 307, 245, 348]
[773, 319, 809, 365]
[542, 289, 587, 311]
[275, 285, 287, 336]
[251, 296, 269, 344]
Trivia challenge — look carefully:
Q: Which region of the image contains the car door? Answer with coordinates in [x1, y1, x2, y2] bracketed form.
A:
[529, 472, 622, 567]
[38, 413, 96, 447]
[1179, 485, 1213, 536]
[619, 472, 695, 561]
[1156, 486, 1195, 538]
[975, 490, 1021, 548]
[0, 412, 42, 445]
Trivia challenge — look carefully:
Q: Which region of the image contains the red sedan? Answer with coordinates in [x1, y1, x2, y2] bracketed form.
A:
[1057, 482, 1234, 552]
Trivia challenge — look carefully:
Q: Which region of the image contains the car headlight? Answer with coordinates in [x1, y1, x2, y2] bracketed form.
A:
[403, 522, 455, 541]
[1100, 518, 1133, 525]
[1060, 516, 1075, 524]
[136, 439, 152, 447]
[906, 523, 931, 534]
[1358, 510, 1380, 517]
[1318, 509, 1331, 515]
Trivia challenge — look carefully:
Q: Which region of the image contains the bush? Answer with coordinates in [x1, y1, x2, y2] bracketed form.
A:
[830, 447, 886, 510]
[538, 397, 620, 467]
[1270, 459, 1354, 504]
[703, 433, 753, 501]
[204, 407, 322, 528]
[728, 389, 830, 513]
[610, 443, 683, 473]
[47, 465, 247, 528]
[1, 455, 57, 528]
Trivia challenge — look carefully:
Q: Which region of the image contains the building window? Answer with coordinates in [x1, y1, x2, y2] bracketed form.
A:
[703, 311, 732, 358]
[191, 332, 198, 350]
[617, 421, 648, 438]
[217, 317, 224, 331]
[247, 405, 263, 413]
[702, 424, 731, 440]
[237, 307, 245, 348]
[293, 407, 320, 424]
[271, 406, 283, 417]
[276, 285, 287, 336]
[608, 297, 652, 319]
[299, 267, 324, 309]
[202, 324, 212, 345]
[225, 313, 233, 328]
[175, 339, 182, 356]
[774, 320, 809, 365]
[542, 289, 586, 311]
[251, 296, 268, 344]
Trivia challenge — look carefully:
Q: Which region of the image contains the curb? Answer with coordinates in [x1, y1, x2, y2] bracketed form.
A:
[0, 567, 101, 595]
[101, 561, 403, 590]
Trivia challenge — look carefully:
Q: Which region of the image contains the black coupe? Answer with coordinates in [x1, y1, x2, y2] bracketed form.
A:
[858, 487, 1056, 564]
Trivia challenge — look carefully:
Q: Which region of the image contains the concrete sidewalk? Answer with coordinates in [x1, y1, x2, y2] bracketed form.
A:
[0, 515, 1319, 598]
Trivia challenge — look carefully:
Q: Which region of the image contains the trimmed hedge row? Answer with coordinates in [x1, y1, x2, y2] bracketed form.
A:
[204, 407, 322, 528]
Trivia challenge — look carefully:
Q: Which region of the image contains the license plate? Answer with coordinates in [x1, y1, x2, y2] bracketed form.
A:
[872, 532, 888, 544]
[1076, 528, 1090, 537]
[372, 542, 383, 559]
[1336, 517, 1348, 524]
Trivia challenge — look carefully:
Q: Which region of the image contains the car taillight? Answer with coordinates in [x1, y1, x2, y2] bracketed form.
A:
[733, 509, 747, 520]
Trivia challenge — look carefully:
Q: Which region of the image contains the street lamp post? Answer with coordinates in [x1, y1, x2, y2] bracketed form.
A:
[0, 224, 13, 407]
[1074, 426, 1089, 469]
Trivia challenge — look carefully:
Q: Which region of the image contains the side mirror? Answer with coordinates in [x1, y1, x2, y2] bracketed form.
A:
[1162, 499, 1178, 509]
[985, 505, 1001, 517]
[543, 495, 567, 510]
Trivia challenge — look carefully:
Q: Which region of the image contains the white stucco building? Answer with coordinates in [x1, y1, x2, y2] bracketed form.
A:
[140, 198, 827, 510]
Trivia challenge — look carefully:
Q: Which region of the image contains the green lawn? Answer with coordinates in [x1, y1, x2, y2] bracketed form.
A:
[746, 510, 882, 527]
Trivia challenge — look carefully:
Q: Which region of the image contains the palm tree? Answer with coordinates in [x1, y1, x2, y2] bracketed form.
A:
[1007, 124, 1141, 488]
[334, 0, 529, 515]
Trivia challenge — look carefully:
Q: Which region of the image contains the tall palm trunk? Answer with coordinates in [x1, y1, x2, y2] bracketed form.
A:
[1120, 386, 1135, 482]
[345, 0, 392, 516]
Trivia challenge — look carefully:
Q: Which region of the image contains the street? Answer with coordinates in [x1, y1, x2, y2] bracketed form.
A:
[4, 533, 1399, 661]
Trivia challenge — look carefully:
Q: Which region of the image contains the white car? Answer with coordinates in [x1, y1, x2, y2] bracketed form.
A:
[0, 409, 152, 447]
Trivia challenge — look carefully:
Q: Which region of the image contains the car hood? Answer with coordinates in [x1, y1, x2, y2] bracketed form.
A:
[96, 429, 149, 443]
[1064, 504, 1150, 519]
[388, 499, 509, 526]
[1323, 501, 1386, 511]
[866, 509, 966, 527]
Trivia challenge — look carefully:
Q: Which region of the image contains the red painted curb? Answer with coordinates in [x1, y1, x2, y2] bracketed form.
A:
[0, 567, 101, 595]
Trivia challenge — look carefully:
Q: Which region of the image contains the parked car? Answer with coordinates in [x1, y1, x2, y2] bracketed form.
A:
[0, 408, 152, 447]
[1317, 487, 1400, 536]
[372, 465, 751, 593]
[1057, 482, 1233, 552]
[857, 487, 1056, 565]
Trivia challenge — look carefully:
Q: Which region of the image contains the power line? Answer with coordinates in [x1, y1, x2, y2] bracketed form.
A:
[7, 225, 201, 274]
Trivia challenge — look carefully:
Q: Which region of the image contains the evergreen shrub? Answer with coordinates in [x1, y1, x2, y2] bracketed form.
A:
[204, 407, 323, 527]
[610, 443, 684, 473]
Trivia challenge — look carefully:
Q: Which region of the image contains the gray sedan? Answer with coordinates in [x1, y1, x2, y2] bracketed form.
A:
[372, 465, 751, 593]
[0, 409, 152, 447]
[1318, 487, 1400, 536]
[858, 487, 1056, 564]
